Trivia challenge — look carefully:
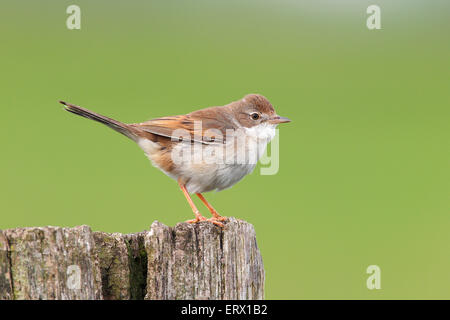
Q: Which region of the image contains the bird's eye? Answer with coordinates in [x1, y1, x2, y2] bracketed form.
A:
[251, 113, 260, 120]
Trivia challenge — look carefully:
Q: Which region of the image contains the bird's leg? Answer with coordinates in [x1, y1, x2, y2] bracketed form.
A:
[196, 193, 227, 222]
[178, 181, 205, 222]
[178, 180, 224, 227]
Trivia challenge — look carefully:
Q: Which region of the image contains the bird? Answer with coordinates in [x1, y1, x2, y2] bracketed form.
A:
[60, 94, 290, 227]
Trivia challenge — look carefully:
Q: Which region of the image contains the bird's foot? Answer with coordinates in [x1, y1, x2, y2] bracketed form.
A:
[185, 214, 206, 224]
[206, 217, 225, 227]
[186, 216, 224, 227]
[211, 212, 227, 222]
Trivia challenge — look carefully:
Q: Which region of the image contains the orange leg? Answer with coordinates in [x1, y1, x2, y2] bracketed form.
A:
[196, 193, 227, 222]
[178, 180, 224, 227]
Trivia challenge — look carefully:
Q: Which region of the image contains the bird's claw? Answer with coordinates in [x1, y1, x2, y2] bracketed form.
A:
[186, 216, 225, 227]
[212, 214, 227, 222]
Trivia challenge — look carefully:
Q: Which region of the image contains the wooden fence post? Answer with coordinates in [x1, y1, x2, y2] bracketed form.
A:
[0, 218, 264, 300]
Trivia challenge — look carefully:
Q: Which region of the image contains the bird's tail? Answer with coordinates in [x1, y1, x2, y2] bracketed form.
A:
[60, 101, 140, 141]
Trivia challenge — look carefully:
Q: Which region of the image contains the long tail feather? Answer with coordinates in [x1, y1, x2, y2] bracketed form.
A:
[60, 100, 139, 141]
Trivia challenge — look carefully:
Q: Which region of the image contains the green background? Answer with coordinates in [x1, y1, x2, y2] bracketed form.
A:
[1, 0, 449, 299]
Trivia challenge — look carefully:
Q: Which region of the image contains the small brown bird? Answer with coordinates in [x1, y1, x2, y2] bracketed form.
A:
[60, 94, 290, 227]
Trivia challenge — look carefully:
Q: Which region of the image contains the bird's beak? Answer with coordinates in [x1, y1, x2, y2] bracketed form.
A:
[268, 115, 291, 124]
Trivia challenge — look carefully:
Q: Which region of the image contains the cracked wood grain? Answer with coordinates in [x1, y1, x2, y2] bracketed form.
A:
[145, 218, 264, 300]
[0, 218, 264, 300]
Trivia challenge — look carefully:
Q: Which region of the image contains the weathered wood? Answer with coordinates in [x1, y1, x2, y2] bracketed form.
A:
[123, 232, 148, 300]
[91, 231, 148, 300]
[0, 218, 264, 300]
[145, 218, 264, 299]
[3, 226, 103, 299]
[0, 231, 13, 299]
[92, 232, 130, 300]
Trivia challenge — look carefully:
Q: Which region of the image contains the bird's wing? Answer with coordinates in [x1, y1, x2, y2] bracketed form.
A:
[133, 107, 238, 144]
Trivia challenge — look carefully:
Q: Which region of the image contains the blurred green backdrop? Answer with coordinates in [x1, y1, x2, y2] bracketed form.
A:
[0, 0, 449, 299]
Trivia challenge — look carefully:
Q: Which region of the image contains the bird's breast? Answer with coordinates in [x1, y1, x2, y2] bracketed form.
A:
[136, 126, 275, 193]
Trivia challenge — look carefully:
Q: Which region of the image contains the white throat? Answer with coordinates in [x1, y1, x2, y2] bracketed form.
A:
[244, 122, 277, 142]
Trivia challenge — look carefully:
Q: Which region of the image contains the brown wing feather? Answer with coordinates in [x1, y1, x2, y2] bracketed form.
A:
[133, 106, 238, 144]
